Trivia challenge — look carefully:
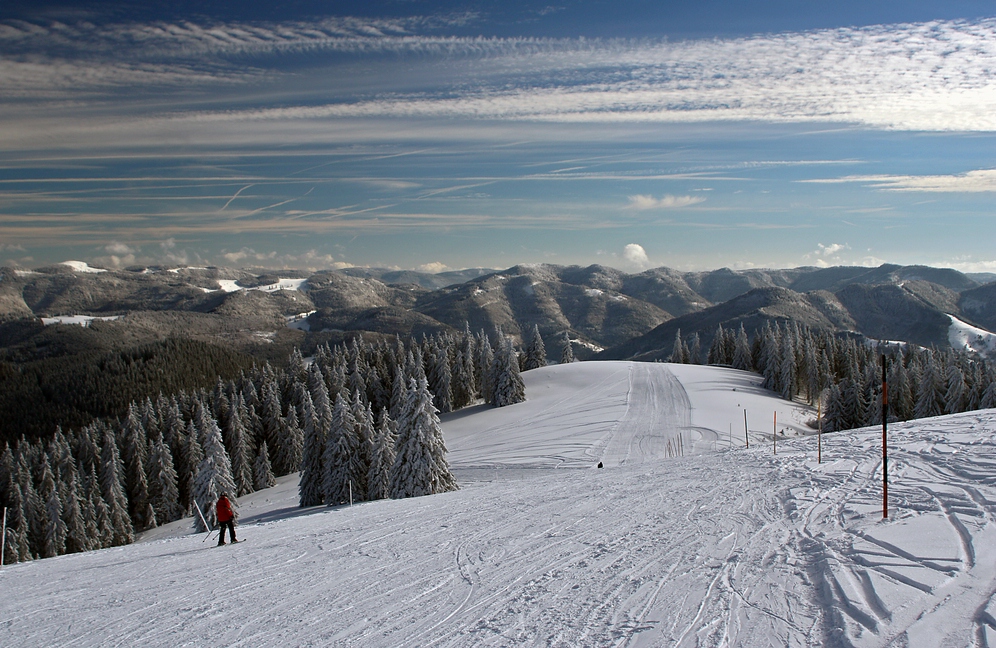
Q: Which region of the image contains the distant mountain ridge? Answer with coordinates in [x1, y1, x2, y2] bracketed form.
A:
[1, 261, 995, 363]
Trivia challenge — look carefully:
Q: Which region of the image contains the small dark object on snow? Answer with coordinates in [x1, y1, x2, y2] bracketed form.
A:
[597, 461, 603, 468]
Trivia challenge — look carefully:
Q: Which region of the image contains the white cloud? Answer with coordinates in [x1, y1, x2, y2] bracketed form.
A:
[417, 262, 449, 273]
[622, 243, 650, 269]
[817, 243, 848, 256]
[804, 169, 996, 192]
[104, 241, 135, 256]
[5, 17, 996, 131]
[627, 194, 705, 210]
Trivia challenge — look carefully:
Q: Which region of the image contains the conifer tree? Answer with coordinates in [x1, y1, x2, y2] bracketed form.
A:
[323, 393, 362, 505]
[524, 324, 547, 370]
[99, 430, 133, 546]
[478, 334, 496, 404]
[298, 387, 325, 507]
[492, 335, 526, 407]
[367, 408, 396, 501]
[225, 394, 255, 497]
[191, 404, 236, 531]
[253, 441, 277, 490]
[914, 357, 945, 419]
[61, 468, 88, 554]
[733, 325, 752, 372]
[428, 344, 453, 414]
[3, 482, 31, 563]
[39, 461, 66, 558]
[560, 330, 574, 364]
[121, 405, 153, 530]
[944, 362, 968, 414]
[147, 436, 182, 525]
[276, 406, 304, 478]
[389, 377, 458, 499]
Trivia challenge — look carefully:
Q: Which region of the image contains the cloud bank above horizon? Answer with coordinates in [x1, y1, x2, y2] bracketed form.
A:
[1, 4, 996, 274]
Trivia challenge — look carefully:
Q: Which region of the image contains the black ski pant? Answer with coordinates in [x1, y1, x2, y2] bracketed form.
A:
[218, 520, 236, 544]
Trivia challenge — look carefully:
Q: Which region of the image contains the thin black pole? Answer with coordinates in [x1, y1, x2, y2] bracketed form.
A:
[882, 354, 889, 520]
[744, 410, 749, 449]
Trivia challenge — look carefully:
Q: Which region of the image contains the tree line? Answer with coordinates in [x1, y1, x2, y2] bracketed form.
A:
[0, 326, 530, 564]
[674, 321, 996, 430]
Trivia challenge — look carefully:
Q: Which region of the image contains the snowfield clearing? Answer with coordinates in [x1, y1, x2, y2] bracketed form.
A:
[4, 362, 996, 647]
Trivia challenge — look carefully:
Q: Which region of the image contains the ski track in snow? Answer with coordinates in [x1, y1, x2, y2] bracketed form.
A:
[4, 363, 996, 647]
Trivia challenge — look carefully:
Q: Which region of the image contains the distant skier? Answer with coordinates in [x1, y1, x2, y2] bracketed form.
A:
[216, 493, 238, 545]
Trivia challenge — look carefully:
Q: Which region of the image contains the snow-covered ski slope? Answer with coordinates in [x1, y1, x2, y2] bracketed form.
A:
[5, 363, 996, 647]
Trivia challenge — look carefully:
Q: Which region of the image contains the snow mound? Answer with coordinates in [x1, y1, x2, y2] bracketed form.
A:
[5, 362, 996, 647]
[60, 260, 106, 273]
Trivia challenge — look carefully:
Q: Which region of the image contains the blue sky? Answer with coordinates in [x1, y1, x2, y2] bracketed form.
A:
[1, 1, 995, 273]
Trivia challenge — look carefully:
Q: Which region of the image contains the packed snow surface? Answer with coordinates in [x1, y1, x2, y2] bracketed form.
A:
[4, 362, 996, 647]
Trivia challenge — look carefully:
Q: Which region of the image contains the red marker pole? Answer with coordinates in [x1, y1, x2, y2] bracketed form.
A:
[882, 354, 889, 520]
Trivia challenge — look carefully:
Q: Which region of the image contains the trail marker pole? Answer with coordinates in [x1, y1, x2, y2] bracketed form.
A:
[882, 354, 889, 520]
[1, 506, 7, 566]
[349, 480, 353, 507]
[744, 410, 749, 449]
[773, 411, 777, 455]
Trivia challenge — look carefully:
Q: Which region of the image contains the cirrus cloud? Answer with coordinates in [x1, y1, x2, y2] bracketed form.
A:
[627, 194, 705, 210]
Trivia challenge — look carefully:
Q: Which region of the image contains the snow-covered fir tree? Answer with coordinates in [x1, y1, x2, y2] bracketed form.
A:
[253, 441, 277, 490]
[389, 377, 458, 499]
[524, 324, 547, 370]
[491, 335, 526, 407]
[191, 404, 236, 531]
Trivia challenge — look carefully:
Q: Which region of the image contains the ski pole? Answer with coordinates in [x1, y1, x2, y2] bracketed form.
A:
[194, 501, 214, 541]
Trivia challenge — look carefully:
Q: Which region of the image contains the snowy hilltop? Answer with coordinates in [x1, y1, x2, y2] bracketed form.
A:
[4, 361, 996, 646]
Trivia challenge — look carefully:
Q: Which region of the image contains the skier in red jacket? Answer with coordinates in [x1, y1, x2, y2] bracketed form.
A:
[216, 494, 238, 545]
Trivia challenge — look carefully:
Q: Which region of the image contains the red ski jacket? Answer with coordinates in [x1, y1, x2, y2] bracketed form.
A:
[216, 496, 234, 523]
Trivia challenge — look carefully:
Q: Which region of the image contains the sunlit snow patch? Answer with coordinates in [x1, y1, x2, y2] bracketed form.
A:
[286, 311, 316, 331]
[216, 278, 309, 293]
[60, 260, 106, 273]
[41, 315, 121, 327]
[949, 314, 996, 355]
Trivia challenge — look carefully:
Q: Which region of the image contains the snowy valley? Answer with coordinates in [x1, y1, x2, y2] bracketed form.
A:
[4, 361, 996, 647]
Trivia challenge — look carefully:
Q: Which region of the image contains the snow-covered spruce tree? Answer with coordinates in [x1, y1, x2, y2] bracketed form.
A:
[732, 325, 752, 371]
[298, 386, 325, 507]
[478, 334, 496, 404]
[914, 356, 946, 420]
[524, 324, 547, 370]
[944, 362, 968, 415]
[669, 329, 686, 364]
[253, 441, 277, 490]
[491, 335, 526, 408]
[322, 393, 362, 505]
[191, 403, 236, 531]
[147, 436, 182, 525]
[367, 408, 396, 501]
[389, 377, 458, 499]
[560, 330, 574, 364]
[428, 344, 453, 414]
[277, 406, 304, 478]
[38, 461, 66, 558]
[3, 482, 32, 563]
[121, 405, 153, 531]
[61, 467, 88, 555]
[99, 430, 134, 546]
[225, 394, 255, 497]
